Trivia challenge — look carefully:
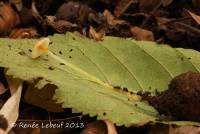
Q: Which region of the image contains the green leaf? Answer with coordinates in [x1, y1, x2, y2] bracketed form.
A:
[0, 33, 199, 126]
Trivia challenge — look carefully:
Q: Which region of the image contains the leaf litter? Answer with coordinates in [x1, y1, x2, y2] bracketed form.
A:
[0, 0, 200, 133]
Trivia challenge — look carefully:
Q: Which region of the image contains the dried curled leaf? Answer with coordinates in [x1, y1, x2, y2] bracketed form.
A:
[186, 9, 200, 25]
[0, 79, 22, 134]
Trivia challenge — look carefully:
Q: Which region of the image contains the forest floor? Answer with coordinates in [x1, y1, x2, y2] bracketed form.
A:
[0, 0, 200, 134]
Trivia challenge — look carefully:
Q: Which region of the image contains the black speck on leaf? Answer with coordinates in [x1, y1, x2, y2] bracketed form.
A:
[0, 114, 8, 130]
[29, 49, 32, 52]
[59, 51, 62, 55]
[123, 87, 128, 92]
[60, 63, 65, 65]
[69, 49, 73, 52]
[179, 57, 184, 61]
[52, 52, 57, 55]
[43, 59, 48, 61]
[134, 104, 138, 107]
[69, 56, 72, 59]
[18, 51, 26, 56]
[48, 66, 54, 70]
[155, 89, 160, 95]
[103, 112, 106, 116]
[114, 86, 121, 89]
[188, 57, 192, 60]
[46, 80, 51, 82]
[72, 37, 76, 40]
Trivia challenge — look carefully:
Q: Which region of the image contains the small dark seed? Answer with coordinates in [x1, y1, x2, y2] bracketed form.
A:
[59, 51, 62, 55]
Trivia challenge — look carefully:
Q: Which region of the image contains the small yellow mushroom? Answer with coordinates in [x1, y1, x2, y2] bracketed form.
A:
[31, 38, 50, 59]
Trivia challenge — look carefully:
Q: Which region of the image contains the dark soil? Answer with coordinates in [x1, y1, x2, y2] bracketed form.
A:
[146, 71, 200, 122]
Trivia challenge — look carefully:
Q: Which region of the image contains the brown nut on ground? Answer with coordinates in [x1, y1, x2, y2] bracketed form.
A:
[0, 2, 20, 35]
[148, 71, 200, 122]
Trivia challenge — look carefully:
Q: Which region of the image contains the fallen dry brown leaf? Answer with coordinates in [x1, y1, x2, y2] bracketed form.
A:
[114, 0, 138, 17]
[89, 26, 105, 41]
[139, 0, 162, 12]
[103, 10, 128, 26]
[9, 27, 39, 39]
[162, 0, 174, 7]
[131, 26, 154, 41]
[0, 2, 20, 35]
[0, 79, 22, 134]
[0, 83, 6, 95]
[168, 126, 200, 134]
[186, 9, 200, 25]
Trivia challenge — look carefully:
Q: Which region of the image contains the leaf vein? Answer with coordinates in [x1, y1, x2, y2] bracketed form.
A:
[175, 49, 199, 72]
[67, 45, 111, 84]
[136, 44, 174, 78]
[101, 44, 145, 90]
